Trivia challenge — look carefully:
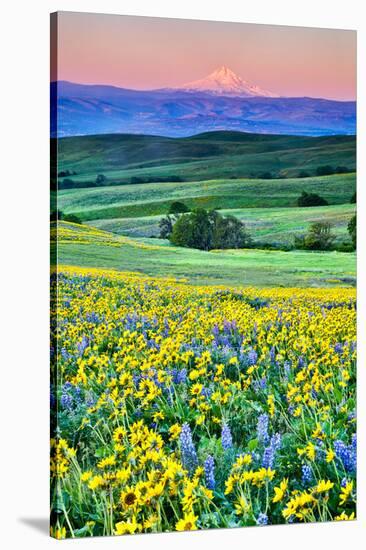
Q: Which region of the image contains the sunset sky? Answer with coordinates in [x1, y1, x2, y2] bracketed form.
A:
[55, 12, 356, 101]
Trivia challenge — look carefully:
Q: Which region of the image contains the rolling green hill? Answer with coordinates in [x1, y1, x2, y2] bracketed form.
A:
[55, 131, 356, 186]
[57, 172, 355, 221]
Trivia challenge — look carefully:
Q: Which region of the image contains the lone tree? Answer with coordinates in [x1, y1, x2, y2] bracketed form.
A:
[169, 208, 251, 251]
[296, 222, 335, 250]
[297, 191, 328, 207]
[348, 214, 356, 250]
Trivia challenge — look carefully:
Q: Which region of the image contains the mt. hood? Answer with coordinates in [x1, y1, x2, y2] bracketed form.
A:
[173, 65, 279, 97]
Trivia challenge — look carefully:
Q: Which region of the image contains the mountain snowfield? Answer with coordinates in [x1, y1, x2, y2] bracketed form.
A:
[173, 66, 279, 98]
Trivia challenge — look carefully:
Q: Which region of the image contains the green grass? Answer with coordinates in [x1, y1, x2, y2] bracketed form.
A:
[57, 172, 355, 221]
[54, 222, 356, 288]
[56, 131, 355, 185]
[88, 204, 355, 245]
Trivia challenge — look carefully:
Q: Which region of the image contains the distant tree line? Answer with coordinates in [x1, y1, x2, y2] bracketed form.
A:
[57, 173, 186, 190]
[238, 165, 353, 181]
[54, 163, 354, 190]
[130, 175, 184, 184]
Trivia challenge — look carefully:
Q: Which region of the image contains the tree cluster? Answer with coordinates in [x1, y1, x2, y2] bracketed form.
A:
[159, 207, 251, 251]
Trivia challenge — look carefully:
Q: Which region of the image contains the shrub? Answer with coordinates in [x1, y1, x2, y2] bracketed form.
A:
[297, 191, 328, 207]
[96, 174, 107, 185]
[335, 166, 351, 174]
[298, 170, 310, 178]
[50, 211, 82, 224]
[62, 178, 76, 189]
[295, 222, 335, 251]
[350, 191, 356, 204]
[64, 214, 82, 225]
[316, 165, 335, 176]
[259, 172, 273, 179]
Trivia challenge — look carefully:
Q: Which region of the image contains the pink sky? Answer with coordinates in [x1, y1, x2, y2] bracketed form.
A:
[55, 12, 356, 101]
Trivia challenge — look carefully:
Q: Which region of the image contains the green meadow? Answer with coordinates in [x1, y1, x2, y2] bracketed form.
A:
[54, 131, 356, 288]
[55, 222, 356, 288]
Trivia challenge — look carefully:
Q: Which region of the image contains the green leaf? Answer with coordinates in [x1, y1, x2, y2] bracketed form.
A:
[248, 438, 258, 451]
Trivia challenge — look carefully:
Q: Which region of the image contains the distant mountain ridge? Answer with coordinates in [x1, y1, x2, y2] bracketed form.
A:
[51, 80, 356, 138]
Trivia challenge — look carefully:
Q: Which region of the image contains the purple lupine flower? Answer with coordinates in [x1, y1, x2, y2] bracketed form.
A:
[61, 392, 73, 410]
[204, 455, 215, 490]
[180, 423, 198, 475]
[257, 413, 269, 444]
[334, 440, 356, 473]
[221, 422, 233, 451]
[283, 360, 291, 378]
[177, 368, 187, 384]
[301, 464, 312, 485]
[254, 377, 267, 393]
[61, 348, 71, 361]
[77, 335, 89, 356]
[334, 343, 343, 354]
[262, 434, 281, 468]
[248, 349, 258, 365]
[201, 387, 212, 398]
[341, 477, 348, 488]
[257, 513, 268, 525]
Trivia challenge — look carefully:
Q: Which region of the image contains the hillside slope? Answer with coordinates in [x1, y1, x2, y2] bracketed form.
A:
[55, 131, 356, 187]
[57, 172, 356, 221]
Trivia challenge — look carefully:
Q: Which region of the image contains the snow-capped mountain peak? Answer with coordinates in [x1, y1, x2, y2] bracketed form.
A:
[176, 65, 279, 98]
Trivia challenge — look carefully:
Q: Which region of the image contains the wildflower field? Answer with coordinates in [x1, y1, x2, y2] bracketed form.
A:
[50, 266, 356, 538]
